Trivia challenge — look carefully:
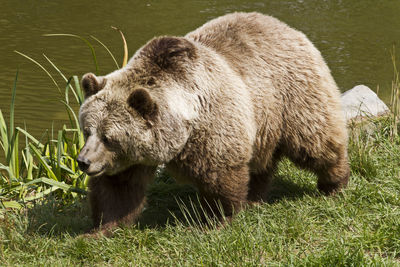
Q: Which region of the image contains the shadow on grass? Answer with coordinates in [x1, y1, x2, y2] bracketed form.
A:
[25, 197, 92, 237]
[266, 174, 317, 204]
[24, 171, 317, 236]
[138, 182, 199, 228]
[24, 179, 200, 237]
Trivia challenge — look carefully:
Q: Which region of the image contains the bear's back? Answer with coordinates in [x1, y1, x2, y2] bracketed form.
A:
[186, 12, 323, 85]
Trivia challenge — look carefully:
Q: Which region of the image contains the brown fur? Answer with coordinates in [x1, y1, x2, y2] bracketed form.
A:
[87, 165, 156, 233]
[78, 12, 350, 232]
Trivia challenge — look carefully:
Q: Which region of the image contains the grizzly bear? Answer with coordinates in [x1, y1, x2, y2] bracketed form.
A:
[77, 12, 349, 232]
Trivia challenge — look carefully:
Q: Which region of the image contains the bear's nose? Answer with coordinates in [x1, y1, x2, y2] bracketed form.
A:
[77, 155, 91, 172]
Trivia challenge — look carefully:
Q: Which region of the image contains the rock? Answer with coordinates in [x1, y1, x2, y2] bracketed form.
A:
[341, 85, 390, 121]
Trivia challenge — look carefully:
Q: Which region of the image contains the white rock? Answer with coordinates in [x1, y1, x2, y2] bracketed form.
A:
[341, 85, 389, 121]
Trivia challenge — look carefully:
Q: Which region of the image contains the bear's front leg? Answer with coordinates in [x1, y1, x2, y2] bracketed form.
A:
[196, 165, 250, 221]
[88, 165, 156, 234]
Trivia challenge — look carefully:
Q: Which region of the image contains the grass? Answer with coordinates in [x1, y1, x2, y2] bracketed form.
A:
[0, 35, 400, 265]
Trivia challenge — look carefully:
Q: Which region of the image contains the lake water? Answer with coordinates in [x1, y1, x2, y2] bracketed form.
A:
[1, 0, 400, 139]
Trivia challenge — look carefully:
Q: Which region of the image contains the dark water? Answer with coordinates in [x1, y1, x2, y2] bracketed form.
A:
[1, 0, 400, 138]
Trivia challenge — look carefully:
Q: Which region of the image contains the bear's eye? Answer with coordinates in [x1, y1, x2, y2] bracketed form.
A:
[102, 135, 110, 145]
[146, 77, 155, 86]
[83, 129, 90, 138]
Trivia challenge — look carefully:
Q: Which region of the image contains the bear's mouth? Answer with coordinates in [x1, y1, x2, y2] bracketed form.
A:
[86, 167, 106, 177]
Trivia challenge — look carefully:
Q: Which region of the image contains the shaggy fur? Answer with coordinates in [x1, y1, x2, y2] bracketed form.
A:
[78, 12, 350, 232]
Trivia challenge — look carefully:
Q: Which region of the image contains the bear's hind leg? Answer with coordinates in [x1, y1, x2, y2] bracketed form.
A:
[248, 158, 280, 203]
[247, 171, 274, 203]
[316, 149, 350, 195]
[289, 144, 350, 195]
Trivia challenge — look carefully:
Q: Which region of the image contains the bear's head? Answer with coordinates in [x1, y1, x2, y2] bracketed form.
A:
[77, 36, 202, 176]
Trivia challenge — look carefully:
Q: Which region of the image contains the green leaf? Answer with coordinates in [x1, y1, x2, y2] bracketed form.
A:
[56, 130, 63, 179]
[23, 186, 59, 201]
[16, 126, 44, 149]
[21, 148, 34, 181]
[9, 130, 19, 179]
[0, 163, 15, 181]
[21, 122, 34, 181]
[21, 177, 87, 201]
[1, 200, 22, 209]
[9, 70, 18, 141]
[61, 101, 84, 148]
[0, 110, 9, 157]
[73, 75, 84, 105]
[29, 143, 58, 182]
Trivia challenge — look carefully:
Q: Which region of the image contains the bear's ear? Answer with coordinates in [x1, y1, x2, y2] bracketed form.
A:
[144, 37, 197, 71]
[127, 89, 158, 122]
[81, 73, 106, 98]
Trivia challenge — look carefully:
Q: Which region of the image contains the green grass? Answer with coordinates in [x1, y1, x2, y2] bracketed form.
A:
[0, 118, 400, 266]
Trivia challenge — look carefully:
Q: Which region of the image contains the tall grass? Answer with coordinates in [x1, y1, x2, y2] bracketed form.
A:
[0, 29, 128, 211]
[348, 51, 400, 180]
[390, 48, 400, 139]
[0, 71, 87, 210]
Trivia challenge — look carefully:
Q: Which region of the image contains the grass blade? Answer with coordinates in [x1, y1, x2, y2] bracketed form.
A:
[111, 26, 128, 67]
[14, 51, 61, 92]
[58, 164, 76, 175]
[61, 100, 84, 148]
[56, 130, 63, 179]
[40, 177, 86, 193]
[43, 34, 99, 75]
[0, 163, 15, 181]
[16, 127, 44, 149]
[0, 200, 22, 209]
[43, 54, 71, 86]
[73, 75, 84, 105]
[62, 101, 80, 130]
[21, 148, 33, 181]
[6, 71, 20, 178]
[21, 177, 87, 201]
[9, 131, 19, 179]
[390, 47, 400, 138]
[9, 70, 18, 140]
[0, 110, 9, 157]
[90, 35, 119, 69]
[23, 186, 58, 201]
[29, 143, 58, 182]
[42, 55, 81, 106]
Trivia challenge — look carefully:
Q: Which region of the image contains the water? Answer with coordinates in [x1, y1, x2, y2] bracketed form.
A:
[1, 0, 400, 139]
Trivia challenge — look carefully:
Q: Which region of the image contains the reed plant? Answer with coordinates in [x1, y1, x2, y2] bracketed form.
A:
[0, 29, 128, 211]
[0, 71, 87, 211]
[390, 48, 400, 139]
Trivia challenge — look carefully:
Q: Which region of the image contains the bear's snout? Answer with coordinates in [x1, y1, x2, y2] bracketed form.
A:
[77, 154, 91, 172]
